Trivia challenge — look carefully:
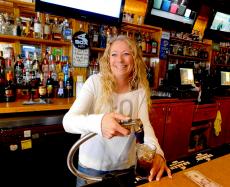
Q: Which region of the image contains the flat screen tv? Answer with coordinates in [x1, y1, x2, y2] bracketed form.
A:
[210, 12, 230, 33]
[144, 0, 201, 32]
[35, 0, 125, 25]
[180, 67, 195, 85]
[204, 10, 230, 41]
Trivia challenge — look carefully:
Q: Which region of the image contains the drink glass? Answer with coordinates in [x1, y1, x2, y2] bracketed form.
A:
[136, 144, 156, 177]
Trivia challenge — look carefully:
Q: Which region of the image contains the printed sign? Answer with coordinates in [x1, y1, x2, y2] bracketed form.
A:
[72, 31, 90, 67]
[159, 38, 170, 59]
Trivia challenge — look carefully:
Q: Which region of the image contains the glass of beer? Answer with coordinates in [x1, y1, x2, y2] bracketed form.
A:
[136, 144, 156, 177]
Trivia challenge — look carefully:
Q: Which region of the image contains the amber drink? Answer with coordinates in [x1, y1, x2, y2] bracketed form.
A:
[136, 144, 156, 177]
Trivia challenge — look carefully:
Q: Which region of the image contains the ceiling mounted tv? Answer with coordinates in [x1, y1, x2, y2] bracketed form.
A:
[35, 0, 125, 25]
[204, 9, 230, 42]
[144, 0, 201, 32]
[210, 11, 230, 33]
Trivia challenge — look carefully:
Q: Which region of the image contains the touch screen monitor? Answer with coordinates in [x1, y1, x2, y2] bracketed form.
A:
[180, 68, 195, 85]
[221, 71, 230, 86]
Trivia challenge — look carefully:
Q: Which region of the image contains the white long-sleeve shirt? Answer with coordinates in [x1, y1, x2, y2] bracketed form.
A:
[63, 73, 164, 171]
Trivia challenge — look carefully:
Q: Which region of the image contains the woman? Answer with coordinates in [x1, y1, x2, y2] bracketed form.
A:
[63, 35, 172, 186]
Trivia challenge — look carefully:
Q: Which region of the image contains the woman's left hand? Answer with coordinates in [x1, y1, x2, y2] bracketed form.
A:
[148, 153, 172, 181]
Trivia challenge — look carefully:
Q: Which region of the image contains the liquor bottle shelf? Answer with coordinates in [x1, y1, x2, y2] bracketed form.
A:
[91, 47, 158, 58]
[0, 34, 71, 46]
[168, 54, 209, 61]
[121, 22, 162, 33]
[170, 36, 212, 47]
[213, 63, 230, 67]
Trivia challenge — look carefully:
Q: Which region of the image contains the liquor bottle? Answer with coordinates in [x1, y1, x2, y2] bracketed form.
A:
[5, 71, 16, 102]
[14, 55, 24, 97]
[28, 70, 39, 100]
[62, 56, 70, 85]
[170, 0, 179, 14]
[38, 73, 46, 100]
[52, 17, 62, 40]
[23, 51, 33, 84]
[0, 51, 5, 77]
[2, 13, 14, 35]
[0, 14, 5, 35]
[57, 80, 64, 98]
[43, 14, 51, 40]
[147, 63, 154, 88]
[106, 26, 112, 46]
[177, 0, 187, 16]
[135, 31, 142, 50]
[145, 33, 152, 54]
[0, 68, 6, 102]
[64, 71, 73, 98]
[24, 19, 32, 37]
[88, 24, 94, 47]
[92, 59, 100, 75]
[151, 37, 158, 55]
[111, 26, 118, 38]
[15, 17, 23, 36]
[32, 52, 41, 80]
[92, 25, 99, 47]
[34, 12, 42, 39]
[88, 58, 95, 77]
[41, 52, 49, 85]
[141, 32, 146, 53]
[48, 55, 57, 81]
[98, 25, 107, 48]
[56, 55, 64, 81]
[46, 71, 54, 98]
[5, 57, 14, 81]
[62, 19, 72, 41]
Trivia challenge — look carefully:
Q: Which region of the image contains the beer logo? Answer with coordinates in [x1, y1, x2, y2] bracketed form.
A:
[72, 31, 89, 49]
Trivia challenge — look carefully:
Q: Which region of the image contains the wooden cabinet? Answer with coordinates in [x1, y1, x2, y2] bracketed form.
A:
[150, 101, 194, 161]
[150, 100, 229, 162]
[149, 103, 165, 147]
[189, 104, 217, 153]
[193, 105, 217, 122]
[210, 99, 230, 147]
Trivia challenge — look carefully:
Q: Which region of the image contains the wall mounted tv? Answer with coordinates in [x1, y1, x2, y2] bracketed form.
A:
[144, 0, 201, 32]
[204, 10, 230, 42]
[35, 0, 125, 25]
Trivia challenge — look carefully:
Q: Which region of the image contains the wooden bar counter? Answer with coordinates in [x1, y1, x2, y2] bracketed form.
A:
[0, 98, 75, 114]
[138, 154, 230, 187]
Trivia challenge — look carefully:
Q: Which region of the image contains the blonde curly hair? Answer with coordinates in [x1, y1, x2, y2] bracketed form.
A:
[95, 35, 151, 113]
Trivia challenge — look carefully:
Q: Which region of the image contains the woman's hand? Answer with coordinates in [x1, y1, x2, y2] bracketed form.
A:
[101, 112, 131, 139]
[148, 154, 172, 181]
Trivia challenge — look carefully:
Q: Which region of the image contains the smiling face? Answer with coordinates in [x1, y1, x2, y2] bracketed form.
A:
[109, 40, 134, 81]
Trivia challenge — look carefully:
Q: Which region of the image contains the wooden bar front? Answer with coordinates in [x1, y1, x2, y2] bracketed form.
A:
[138, 154, 230, 187]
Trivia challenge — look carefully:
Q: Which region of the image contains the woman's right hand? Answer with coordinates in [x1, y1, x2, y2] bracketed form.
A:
[101, 112, 131, 139]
